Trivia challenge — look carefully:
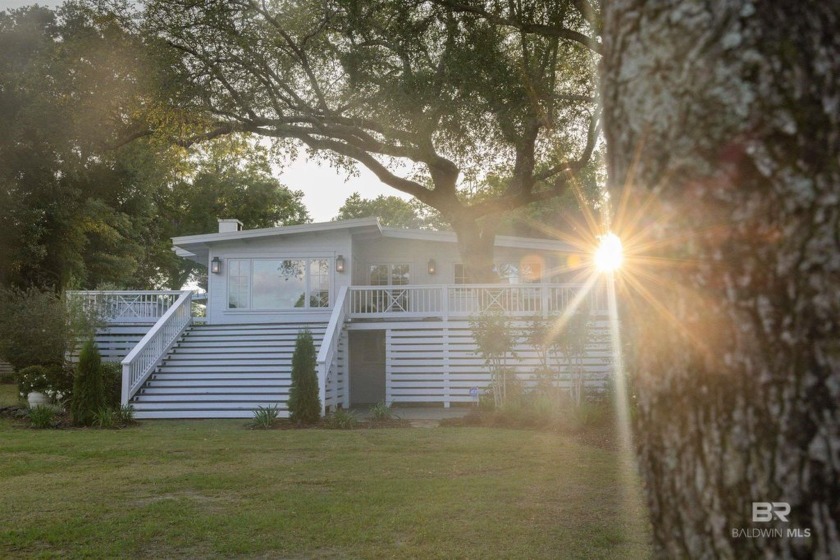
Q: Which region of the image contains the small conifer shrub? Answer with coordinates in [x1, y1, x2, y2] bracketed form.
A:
[71, 340, 106, 426]
[287, 329, 321, 424]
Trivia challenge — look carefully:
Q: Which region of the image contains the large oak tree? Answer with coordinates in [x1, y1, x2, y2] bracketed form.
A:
[144, 0, 601, 281]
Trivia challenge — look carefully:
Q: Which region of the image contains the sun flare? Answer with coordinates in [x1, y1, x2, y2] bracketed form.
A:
[594, 233, 624, 272]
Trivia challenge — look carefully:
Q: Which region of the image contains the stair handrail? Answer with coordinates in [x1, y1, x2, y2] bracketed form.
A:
[121, 290, 193, 405]
[316, 286, 349, 415]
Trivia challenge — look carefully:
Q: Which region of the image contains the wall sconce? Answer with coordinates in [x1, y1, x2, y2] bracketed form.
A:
[335, 255, 345, 273]
[210, 256, 222, 274]
[427, 258, 437, 275]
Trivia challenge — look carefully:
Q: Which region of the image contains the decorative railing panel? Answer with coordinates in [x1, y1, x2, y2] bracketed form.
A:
[66, 291, 183, 323]
[348, 283, 602, 319]
[120, 291, 192, 404]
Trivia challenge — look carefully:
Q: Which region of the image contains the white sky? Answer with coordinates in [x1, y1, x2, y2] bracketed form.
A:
[1, 0, 406, 222]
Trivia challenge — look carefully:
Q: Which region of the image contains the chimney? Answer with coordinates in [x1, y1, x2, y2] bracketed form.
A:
[218, 219, 244, 233]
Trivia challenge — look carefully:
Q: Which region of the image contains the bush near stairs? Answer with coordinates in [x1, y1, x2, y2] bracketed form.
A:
[71, 340, 106, 426]
[288, 329, 321, 424]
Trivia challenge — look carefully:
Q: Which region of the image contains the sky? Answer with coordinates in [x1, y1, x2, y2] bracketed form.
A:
[1, 0, 409, 222]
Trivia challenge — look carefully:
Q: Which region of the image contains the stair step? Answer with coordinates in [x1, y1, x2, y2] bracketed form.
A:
[136, 393, 288, 402]
[150, 379, 290, 387]
[161, 356, 291, 368]
[134, 410, 287, 419]
[133, 401, 286, 410]
[142, 386, 287, 395]
[131, 321, 330, 419]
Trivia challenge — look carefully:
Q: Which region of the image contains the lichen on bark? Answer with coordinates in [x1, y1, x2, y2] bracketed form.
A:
[601, 1, 840, 557]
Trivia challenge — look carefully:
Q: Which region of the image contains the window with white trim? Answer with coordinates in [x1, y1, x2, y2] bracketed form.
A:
[227, 258, 331, 309]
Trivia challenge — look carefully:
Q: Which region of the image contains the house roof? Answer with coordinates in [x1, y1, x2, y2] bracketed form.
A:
[172, 217, 577, 264]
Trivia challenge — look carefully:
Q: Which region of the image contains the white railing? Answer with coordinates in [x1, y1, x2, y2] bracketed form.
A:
[348, 283, 602, 319]
[316, 286, 349, 415]
[120, 290, 192, 404]
[66, 290, 183, 323]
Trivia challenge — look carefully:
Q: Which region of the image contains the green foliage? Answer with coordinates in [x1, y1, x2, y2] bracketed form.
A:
[91, 404, 134, 429]
[28, 404, 62, 429]
[117, 404, 135, 425]
[524, 309, 595, 406]
[100, 362, 123, 408]
[334, 193, 443, 230]
[0, 7, 312, 292]
[250, 405, 280, 429]
[91, 404, 133, 429]
[15, 366, 50, 398]
[92, 407, 116, 429]
[0, 287, 68, 370]
[287, 329, 321, 424]
[470, 311, 518, 408]
[71, 340, 106, 426]
[324, 408, 358, 430]
[369, 401, 396, 422]
[144, 0, 601, 281]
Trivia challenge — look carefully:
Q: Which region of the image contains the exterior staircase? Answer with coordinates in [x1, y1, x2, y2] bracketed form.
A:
[130, 323, 327, 419]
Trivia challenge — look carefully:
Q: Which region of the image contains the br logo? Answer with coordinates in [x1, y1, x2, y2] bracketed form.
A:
[752, 502, 790, 523]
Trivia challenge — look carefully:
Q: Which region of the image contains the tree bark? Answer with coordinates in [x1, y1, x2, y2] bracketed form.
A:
[601, 1, 840, 558]
[450, 213, 500, 283]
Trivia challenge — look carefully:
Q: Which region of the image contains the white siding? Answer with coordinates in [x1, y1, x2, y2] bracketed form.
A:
[348, 316, 612, 407]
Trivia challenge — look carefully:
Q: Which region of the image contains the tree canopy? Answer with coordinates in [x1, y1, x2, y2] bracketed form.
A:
[144, 0, 601, 280]
[0, 3, 310, 291]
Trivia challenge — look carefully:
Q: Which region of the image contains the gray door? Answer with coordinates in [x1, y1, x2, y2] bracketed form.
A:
[350, 331, 386, 405]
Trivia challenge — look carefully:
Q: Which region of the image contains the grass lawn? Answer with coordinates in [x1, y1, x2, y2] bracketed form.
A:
[0, 415, 652, 559]
[0, 383, 20, 407]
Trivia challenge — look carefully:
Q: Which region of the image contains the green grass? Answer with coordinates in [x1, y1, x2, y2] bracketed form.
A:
[0, 383, 20, 407]
[0, 419, 652, 559]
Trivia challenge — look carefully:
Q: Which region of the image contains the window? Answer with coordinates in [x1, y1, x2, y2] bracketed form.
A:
[369, 264, 410, 285]
[496, 262, 542, 284]
[454, 264, 470, 285]
[368, 263, 411, 312]
[227, 258, 331, 309]
[228, 259, 250, 309]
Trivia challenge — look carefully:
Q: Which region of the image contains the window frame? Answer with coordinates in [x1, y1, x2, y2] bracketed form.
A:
[226, 257, 333, 310]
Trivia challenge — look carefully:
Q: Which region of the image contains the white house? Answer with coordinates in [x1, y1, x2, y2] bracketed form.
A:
[69, 217, 610, 419]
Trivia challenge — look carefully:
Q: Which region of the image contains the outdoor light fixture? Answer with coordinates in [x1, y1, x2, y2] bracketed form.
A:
[427, 258, 437, 275]
[335, 255, 345, 273]
[211, 256, 222, 274]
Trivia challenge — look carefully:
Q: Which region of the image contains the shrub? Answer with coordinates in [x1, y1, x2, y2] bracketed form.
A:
[29, 404, 62, 429]
[92, 404, 134, 429]
[250, 404, 279, 429]
[287, 329, 321, 424]
[16, 363, 73, 403]
[116, 404, 135, 425]
[71, 340, 106, 426]
[324, 408, 358, 429]
[100, 362, 123, 407]
[369, 401, 395, 422]
[0, 287, 68, 371]
[16, 365, 50, 399]
[92, 407, 117, 428]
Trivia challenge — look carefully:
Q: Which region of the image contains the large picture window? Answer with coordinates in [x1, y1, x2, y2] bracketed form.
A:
[227, 258, 331, 309]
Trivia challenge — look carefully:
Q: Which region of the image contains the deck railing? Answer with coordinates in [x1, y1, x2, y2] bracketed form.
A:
[121, 290, 192, 404]
[316, 286, 349, 415]
[66, 290, 183, 323]
[348, 283, 602, 319]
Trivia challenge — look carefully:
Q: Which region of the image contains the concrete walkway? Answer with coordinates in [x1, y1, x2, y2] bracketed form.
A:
[353, 405, 474, 427]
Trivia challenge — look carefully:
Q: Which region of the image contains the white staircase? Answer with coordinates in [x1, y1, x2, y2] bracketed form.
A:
[130, 323, 327, 419]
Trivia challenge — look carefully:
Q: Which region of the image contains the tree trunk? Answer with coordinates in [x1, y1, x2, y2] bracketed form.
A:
[601, 1, 840, 558]
[450, 214, 500, 283]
